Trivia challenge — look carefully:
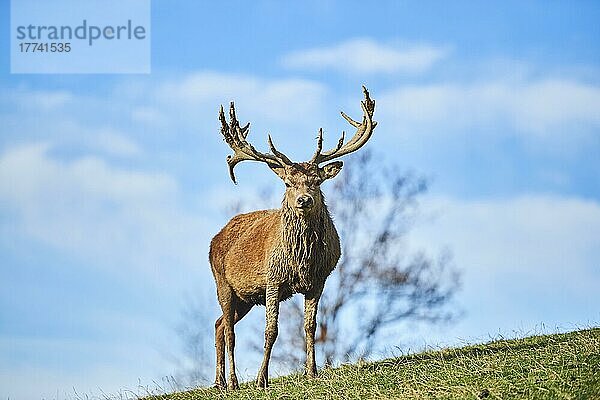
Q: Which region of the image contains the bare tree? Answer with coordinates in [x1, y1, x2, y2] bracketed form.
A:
[263, 151, 460, 367]
[171, 296, 214, 387]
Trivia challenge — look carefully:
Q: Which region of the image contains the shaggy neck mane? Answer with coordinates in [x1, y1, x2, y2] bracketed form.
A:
[280, 192, 330, 269]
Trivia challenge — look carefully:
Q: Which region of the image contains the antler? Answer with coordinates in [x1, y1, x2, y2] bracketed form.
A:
[311, 86, 377, 165]
[219, 102, 292, 183]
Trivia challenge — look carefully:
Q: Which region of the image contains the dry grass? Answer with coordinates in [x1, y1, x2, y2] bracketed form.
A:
[146, 327, 599, 400]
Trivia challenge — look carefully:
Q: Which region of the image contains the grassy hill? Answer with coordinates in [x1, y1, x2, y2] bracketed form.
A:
[151, 327, 599, 400]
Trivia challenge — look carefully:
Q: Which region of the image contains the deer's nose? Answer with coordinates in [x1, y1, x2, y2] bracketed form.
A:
[296, 194, 314, 209]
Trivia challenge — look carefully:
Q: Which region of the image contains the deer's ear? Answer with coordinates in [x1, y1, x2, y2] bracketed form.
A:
[269, 164, 287, 180]
[320, 161, 343, 181]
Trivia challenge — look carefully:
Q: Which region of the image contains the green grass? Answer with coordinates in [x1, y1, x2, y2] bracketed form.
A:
[150, 328, 599, 400]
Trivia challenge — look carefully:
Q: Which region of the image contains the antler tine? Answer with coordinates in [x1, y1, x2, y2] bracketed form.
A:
[268, 134, 294, 166]
[340, 111, 360, 128]
[310, 128, 324, 162]
[218, 102, 292, 184]
[310, 128, 346, 163]
[219, 104, 234, 147]
[240, 122, 250, 138]
[311, 86, 377, 165]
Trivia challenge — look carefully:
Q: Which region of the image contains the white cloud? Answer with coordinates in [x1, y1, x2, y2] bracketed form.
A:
[154, 71, 327, 125]
[409, 194, 600, 338]
[131, 106, 169, 126]
[132, 71, 330, 162]
[0, 87, 149, 165]
[281, 38, 449, 74]
[92, 128, 143, 157]
[4, 87, 73, 110]
[415, 194, 600, 274]
[0, 143, 210, 285]
[379, 79, 600, 137]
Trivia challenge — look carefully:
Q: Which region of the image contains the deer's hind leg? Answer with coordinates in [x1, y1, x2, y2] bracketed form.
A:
[214, 313, 226, 389]
[215, 282, 252, 390]
[214, 301, 253, 389]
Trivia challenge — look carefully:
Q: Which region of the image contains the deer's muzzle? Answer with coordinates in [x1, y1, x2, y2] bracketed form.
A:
[296, 195, 314, 210]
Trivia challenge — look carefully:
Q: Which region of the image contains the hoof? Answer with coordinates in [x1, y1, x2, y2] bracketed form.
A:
[227, 380, 239, 391]
[212, 379, 226, 390]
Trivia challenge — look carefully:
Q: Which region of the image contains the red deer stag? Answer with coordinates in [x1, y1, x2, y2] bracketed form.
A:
[210, 87, 376, 389]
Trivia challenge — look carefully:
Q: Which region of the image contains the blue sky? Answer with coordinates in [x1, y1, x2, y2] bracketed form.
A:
[1, 1, 599, 398]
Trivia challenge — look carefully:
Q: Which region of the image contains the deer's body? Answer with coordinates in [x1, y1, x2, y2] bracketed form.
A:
[210, 200, 340, 306]
[210, 87, 375, 389]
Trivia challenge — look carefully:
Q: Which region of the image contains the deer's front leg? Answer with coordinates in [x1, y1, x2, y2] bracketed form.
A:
[257, 284, 280, 388]
[304, 286, 323, 378]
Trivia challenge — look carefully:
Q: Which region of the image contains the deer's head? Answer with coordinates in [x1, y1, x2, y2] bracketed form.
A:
[218, 86, 376, 216]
